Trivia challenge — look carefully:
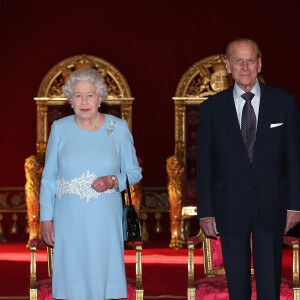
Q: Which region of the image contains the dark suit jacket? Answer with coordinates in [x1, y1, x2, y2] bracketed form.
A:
[196, 81, 300, 233]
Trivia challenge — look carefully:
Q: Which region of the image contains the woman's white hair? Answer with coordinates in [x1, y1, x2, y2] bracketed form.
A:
[63, 68, 108, 103]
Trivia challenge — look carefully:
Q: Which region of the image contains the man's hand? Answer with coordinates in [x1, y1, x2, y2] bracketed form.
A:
[199, 217, 218, 238]
[285, 211, 300, 234]
[41, 221, 54, 246]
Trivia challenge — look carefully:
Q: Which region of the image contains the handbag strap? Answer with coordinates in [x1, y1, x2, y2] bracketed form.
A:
[126, 175, 133, 206]
[122, 175, 133, 207]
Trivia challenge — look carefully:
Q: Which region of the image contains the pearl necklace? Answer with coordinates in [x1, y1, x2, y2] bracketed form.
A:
[76, 113, 100, 131]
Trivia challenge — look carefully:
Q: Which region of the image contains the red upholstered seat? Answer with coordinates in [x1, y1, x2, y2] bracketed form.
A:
[36, 278, 137, 300]
[208, 234, 254, 269]
[187, 231, 300, 300]
[194, 275, 293, 300]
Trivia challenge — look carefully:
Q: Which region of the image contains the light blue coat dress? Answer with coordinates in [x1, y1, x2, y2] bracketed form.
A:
[40, 114, 142, 300]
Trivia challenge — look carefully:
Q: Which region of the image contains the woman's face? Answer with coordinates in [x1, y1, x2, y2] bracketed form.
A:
[71, 81, 101, 120]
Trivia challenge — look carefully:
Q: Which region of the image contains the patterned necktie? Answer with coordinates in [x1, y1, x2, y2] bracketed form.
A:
[241, 92, 256, 162]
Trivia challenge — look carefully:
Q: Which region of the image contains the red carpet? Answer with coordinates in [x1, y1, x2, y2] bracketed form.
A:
[0, 242, 294, 300]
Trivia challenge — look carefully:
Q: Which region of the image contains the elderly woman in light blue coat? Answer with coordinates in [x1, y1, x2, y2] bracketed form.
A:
[40, 67, 142, 300]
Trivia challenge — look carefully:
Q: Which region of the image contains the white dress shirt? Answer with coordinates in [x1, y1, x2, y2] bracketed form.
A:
[233, 79, 260, 128]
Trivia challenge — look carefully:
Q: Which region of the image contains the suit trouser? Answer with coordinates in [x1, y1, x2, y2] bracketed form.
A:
[220, 217, 284, 300]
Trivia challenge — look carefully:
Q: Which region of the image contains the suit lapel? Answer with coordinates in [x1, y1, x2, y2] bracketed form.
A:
[252, 82, 272, 164]
[220, 86, 251, 165]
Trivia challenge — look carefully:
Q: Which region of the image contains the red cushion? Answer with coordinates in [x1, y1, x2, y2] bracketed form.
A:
[37, 279, 53, 300]
[30, 238, 44, 249]
[209, 237, 225, 269]
[284, 236, 299, 247]
[125, 278, 136, 300]
[195, 275, 293, 299]
[210, 236, 254, 269]
[37, 278, 136, 300]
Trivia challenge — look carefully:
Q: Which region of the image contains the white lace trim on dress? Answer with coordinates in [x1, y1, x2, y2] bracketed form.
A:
[56, 170, 119, 202]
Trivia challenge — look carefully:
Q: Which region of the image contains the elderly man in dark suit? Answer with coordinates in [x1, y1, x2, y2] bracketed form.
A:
[197, 38, 300, 299]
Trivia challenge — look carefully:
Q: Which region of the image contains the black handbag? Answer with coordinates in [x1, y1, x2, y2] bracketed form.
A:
[122, 175, 141, 241]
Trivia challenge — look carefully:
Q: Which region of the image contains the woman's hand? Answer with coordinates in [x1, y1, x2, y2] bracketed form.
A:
[91, 176, 118, 192]
[41, 221, 55, 246]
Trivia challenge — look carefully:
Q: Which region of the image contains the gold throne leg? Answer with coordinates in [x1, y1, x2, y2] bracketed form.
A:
[25, 155, 44, 247]
[166, 155, 184, 249]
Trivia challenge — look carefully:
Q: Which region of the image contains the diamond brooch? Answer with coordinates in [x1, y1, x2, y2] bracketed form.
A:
[106, 121, 116, 135]
[105, 129, 114, 135]
[107, 121, 116, 128]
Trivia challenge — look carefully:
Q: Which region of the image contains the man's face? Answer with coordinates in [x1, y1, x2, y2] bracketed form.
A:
[225, 41, 262, 92]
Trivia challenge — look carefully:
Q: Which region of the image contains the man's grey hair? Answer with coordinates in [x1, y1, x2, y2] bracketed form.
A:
[63, 68, 108, 102]
[226, 38, 262, 59]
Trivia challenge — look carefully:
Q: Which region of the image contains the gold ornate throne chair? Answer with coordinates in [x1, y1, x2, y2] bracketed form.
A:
[166, 54, 233, 249]
[25, 54, 143, 244]
[186, 230, 300, 299]
[166, 54, 265, 248]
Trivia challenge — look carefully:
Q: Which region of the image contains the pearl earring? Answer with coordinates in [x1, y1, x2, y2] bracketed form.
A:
[99, 104, 101, 107]
[71, 105, 74, 108]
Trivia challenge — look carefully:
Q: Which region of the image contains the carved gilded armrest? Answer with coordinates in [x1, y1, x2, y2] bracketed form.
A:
[186, 231, 206, 300]
[284, 236, 300, 292]
[166, 155, 184, 249]
[25, 154, 45, 246]
[128, 241, 143, 300]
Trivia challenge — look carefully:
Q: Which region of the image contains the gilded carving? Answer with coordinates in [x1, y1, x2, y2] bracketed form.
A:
[210, 61, 234, 92]
[121, 101, 133, 132]
[25, 155, 44, 244]
[135, 243, 144, 300]
[173, 101, 186, 179]
[166, 155, 184, 248]
[36, 103, 48, 155]
[29, 243, 37, 300]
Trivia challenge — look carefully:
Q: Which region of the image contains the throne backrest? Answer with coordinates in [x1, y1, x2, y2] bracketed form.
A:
[174, 54, 264, 208]
[35, 54, 134, 155]
[173, 54, 233, 208]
